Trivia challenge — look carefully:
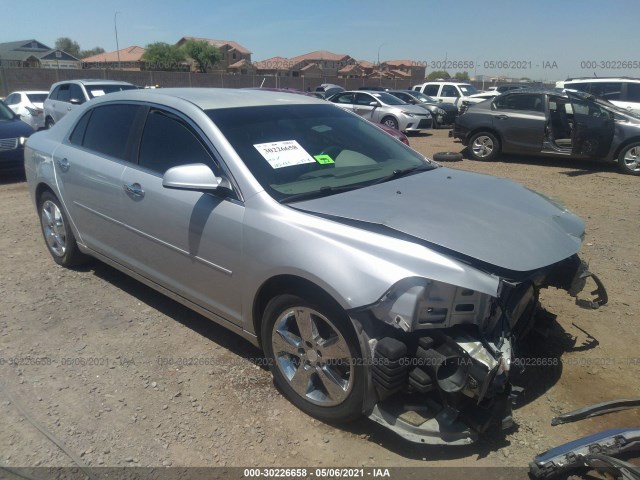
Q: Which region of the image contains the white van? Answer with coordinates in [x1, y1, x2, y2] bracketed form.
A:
[556, 77, 640, 113]
[411, 82, 480, 110]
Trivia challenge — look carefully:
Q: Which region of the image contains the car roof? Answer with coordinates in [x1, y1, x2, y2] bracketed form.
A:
[51, 79, 135, 87]
[9, 90, 49, 95]
[563, 76, 640, 83]
[90, 87, 327, 110]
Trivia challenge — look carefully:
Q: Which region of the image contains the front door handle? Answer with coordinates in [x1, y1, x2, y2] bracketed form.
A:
[496, 114, 509, 120]
[56, 157, 70, 172]
[124, 182, 145, 198]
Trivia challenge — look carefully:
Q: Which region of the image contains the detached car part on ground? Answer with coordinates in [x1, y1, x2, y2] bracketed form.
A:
[25, 88, 607, 445]
[530, 429, 640, 479]
[451, 88, 640, 175]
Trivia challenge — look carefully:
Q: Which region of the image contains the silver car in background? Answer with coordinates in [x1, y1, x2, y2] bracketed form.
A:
[328, 90, 431, 132]
[25, 88, 606, 445]
[4, 91, 48, 130]
[43, 79, 137, 128]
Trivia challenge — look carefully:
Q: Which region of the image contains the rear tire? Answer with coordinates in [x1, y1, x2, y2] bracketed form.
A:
[468, 131, 500, 161]
[618, 143, 640, 176]
[261, 293, 365, 423]
[38, 191, 87, 267]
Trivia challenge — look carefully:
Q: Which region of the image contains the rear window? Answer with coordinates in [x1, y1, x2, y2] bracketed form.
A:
[26, 93, 47, 104]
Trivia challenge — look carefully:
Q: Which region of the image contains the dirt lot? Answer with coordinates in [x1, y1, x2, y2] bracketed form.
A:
[1, 128, 638, 474]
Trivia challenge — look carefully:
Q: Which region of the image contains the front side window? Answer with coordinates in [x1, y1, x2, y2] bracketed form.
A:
[69, 84, 85, 104]
[355, 93, 375, 105]
[82, 104, 141, 160]
[441, 85, 460, 98]
[138, 110, 214, 175]
[331, 93, 355, 104]
[26, 93, 47, 104]
[207, 104, 434, 202]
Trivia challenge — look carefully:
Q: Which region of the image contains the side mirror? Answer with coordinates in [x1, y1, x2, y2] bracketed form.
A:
[369, 101, 379, 107]
[162, 163, 232, 193]
[69, 98, 82, 105]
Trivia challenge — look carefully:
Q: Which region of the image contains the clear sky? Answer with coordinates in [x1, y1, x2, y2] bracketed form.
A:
[2, 0, 638, 81]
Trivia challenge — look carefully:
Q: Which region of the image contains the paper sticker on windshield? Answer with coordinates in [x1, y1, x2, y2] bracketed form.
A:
[254, 140, 316, 169]
[91, 89, 106, 97]
[314, 154, 334, 165]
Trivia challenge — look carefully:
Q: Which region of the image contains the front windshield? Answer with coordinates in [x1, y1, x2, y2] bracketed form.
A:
[459, 85, 479, 95]
[371, 92, 408, 105]
[207, 104, 434, 202]
[85, 84, 137, 99]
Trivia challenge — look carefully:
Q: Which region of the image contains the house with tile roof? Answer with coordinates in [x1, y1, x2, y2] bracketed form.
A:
[175, 37, 252, 72]
[380, 59, 425, 80]
[82, 46, 147, 70]
[287, 50, 356, 77]
[0, 39, 80, 69]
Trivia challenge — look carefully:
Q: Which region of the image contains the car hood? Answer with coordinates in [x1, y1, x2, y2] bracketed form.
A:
[0, 118, 34, 137]
[292, 168, 584, 273]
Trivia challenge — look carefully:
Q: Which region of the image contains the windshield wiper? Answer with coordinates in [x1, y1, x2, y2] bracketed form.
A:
[368, 164, 433, 186]
[280, 184, 362, 204]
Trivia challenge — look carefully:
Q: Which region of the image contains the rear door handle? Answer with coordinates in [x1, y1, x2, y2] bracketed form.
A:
[124, 182, 145, 198]
[496, 114, 509, 120]
[56, 157, 70, 172]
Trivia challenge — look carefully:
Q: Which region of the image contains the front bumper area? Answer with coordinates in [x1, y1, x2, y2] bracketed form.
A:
[352, 255, 607, 445]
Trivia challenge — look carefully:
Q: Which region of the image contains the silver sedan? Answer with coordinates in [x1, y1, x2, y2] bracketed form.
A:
[25, 88, 606, 445]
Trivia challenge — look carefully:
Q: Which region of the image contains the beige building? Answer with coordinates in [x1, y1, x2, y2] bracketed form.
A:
[82, 46, 146, 70]
[175, 37, 252, 72]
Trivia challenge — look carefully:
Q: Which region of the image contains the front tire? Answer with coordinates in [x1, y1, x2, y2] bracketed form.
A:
[468, 131, 501, 161]
[38, 191, 87, 267]
[261, 294, 365, 423]
[381, 116, 399, 130]
[618, 143, 640, 176]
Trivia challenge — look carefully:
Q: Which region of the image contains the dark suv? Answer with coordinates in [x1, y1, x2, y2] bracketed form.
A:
[452, 88, 640, 175]
[43, 79, 137, 128]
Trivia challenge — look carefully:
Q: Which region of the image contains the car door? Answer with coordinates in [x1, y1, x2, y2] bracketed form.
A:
[568, 93, 615, 158]
[491, 93, 546, 153]
[439, 85, 460, 105]
[52, 103, 145, 257]
[117, 108, 245, 325]
[353, 92, 378, 121]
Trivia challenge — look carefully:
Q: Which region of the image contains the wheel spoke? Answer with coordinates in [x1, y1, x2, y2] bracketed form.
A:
[289, 363, 314, 394]
[272, 330, 301, 357]
[294, 308, 318, 343]
[318, 365, 348, 401]
[318, 336, 350, 362]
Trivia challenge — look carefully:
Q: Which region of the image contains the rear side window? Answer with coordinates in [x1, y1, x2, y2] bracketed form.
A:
[138, 110, 214, 175]
[82, 104, 141, 160]
[49, 86, 61, 101]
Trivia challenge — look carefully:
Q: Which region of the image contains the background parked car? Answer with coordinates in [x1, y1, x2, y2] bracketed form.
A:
[0, 100, 34, 171]
[556, 77, 640, 113]
[43, 79, 137, 128]
[452, 88, 640, 175]
[328, 90, 431, 132]
[314, 83, 345, 99]
[387, 90, 458, 128]
[4, 91, 48, 130]
[411, 81, 480, 110]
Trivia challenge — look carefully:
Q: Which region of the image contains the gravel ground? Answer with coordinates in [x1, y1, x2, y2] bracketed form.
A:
[0, 128, 638, 474]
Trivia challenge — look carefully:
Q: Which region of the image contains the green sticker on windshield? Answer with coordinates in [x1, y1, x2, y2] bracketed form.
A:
[314, 154, 335, 164]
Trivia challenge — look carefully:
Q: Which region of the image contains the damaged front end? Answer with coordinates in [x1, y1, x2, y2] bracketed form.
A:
[350, 255, 607, 445]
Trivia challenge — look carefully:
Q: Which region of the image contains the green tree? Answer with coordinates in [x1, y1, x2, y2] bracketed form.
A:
[142, 42, 186, 71]
[80, 47, 106, 59]
[55, 37, 81, 58]
[426, 70, 451, 80]
[182, 39, 221, 73]
[454, 71, 470, 81]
